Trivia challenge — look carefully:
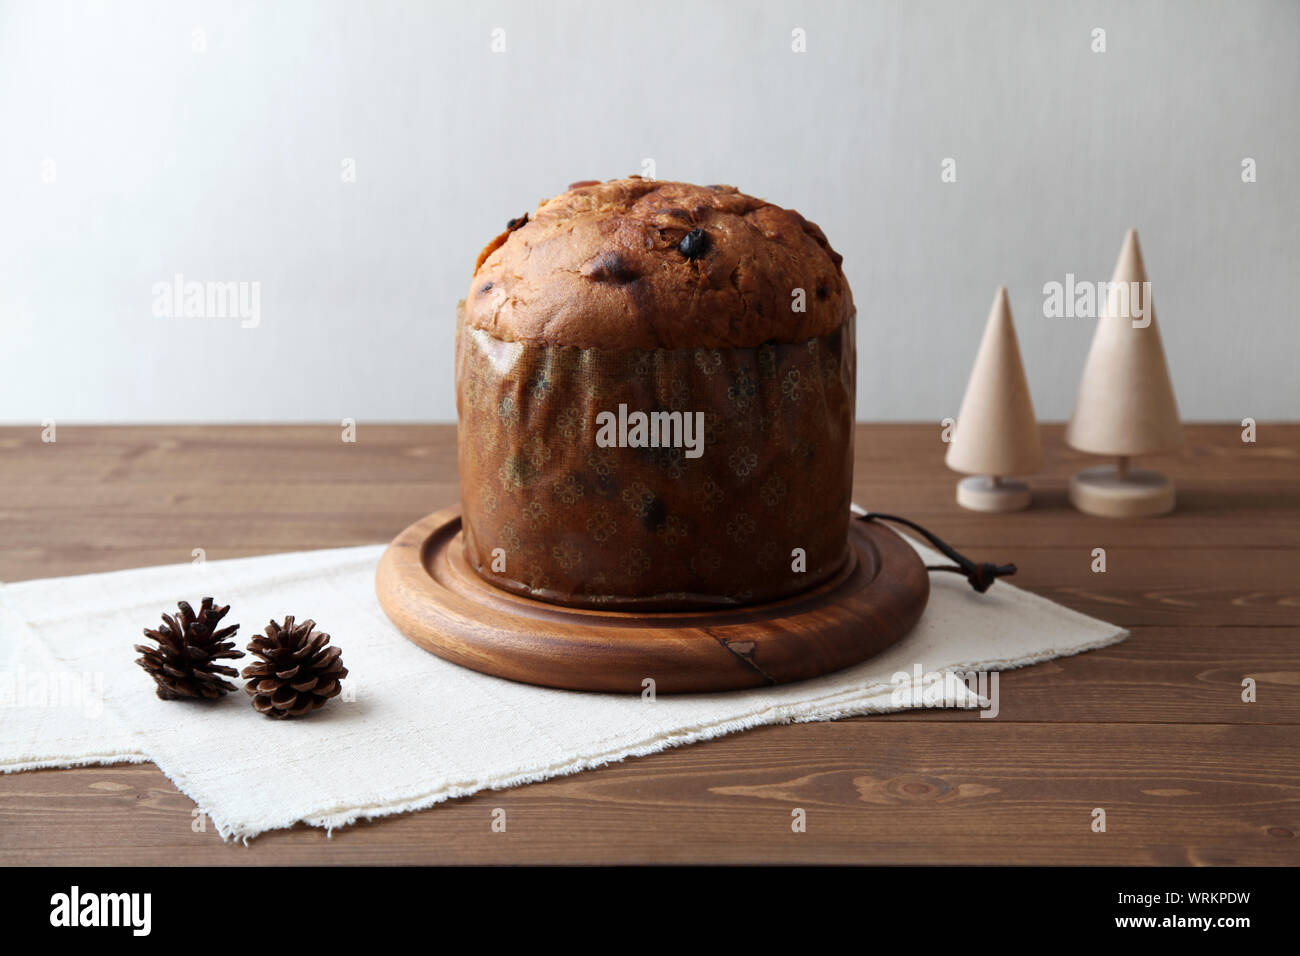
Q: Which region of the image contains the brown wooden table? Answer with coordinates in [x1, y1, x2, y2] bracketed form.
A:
[1, 424, 1297, 865]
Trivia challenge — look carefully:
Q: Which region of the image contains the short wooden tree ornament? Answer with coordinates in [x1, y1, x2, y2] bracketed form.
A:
[1066, 229, 1182, 518]
[945, 287, 1043, 512]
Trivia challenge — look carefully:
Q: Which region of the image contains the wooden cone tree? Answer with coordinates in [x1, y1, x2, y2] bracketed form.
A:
[1066, 229, 1183, 517]
[945, 287, 1043, 511]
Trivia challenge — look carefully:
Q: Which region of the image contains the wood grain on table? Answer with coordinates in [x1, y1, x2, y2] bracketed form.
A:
[1, 424, 1297, 865]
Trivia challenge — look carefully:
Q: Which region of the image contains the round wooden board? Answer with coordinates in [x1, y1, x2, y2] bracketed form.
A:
[375, 508, 930, 694]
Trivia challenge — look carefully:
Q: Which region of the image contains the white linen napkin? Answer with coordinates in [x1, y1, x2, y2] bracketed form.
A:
[0, 538, 1126, 842]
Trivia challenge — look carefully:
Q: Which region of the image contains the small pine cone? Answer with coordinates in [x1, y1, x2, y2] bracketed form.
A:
[242, 616, 347, 719]
[135, 598, 243, 699]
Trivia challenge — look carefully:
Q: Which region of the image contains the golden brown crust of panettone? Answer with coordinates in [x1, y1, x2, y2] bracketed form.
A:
[464, 177, 854, 349]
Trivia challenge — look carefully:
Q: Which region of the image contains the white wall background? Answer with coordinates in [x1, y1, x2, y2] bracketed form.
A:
[2, 0, 1297, 424]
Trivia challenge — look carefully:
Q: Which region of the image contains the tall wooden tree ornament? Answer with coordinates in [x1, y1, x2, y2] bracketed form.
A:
[1066, 229, 1182, 517]
[945, 287, 1043, 511]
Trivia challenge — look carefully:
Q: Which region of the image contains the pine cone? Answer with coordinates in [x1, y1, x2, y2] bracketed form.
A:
[242, 616, 347, 719]
[135, 598, 243, 699]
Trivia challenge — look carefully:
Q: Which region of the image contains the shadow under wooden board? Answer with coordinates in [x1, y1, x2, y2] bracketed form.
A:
[375, 508, 930, 694]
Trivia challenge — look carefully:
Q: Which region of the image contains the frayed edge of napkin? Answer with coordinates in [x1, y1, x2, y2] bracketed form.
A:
[1, 751, 149, 774]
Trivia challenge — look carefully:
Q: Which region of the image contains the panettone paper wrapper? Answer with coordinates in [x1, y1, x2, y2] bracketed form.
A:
[455, 307, 855, 609]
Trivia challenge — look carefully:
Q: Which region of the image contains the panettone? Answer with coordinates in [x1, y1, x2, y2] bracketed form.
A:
[457, 177, 856, 610]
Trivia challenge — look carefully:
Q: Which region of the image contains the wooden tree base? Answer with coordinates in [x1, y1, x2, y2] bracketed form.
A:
[1069, 465, 1176, 517]
[375, 508, 930, 694]
[956, 476, 1032, 512]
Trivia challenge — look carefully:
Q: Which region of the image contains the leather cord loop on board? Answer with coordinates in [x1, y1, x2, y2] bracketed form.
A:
[855, 511, 1016, 594]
